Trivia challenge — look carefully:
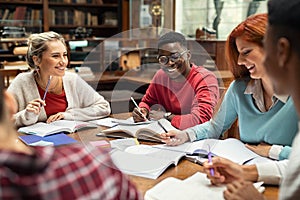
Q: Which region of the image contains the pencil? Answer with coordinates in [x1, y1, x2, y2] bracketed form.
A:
[96, 133, 129, 139]
[130, 97, 147, 120]
[42, 76, 52, 101]
[158, 120, 168, 133]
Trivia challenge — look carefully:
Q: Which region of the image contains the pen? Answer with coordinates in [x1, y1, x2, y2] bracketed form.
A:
[42, 76, 52, 101]
[157, 120, 168, 133]
[97, 133, 129, 139]
[130, 97, 147, 120]
[185, 156, 204, 166]
[208, 146, 215, 176]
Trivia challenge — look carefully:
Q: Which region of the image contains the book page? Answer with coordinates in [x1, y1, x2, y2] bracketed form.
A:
[144, 172, 225, 200]
[145, 172, 265, 200]
[212, 138, 260, 164]
[136, 119, 177, 141]
[154, 138, 267, 165]
[102, 119, 177, 142]
[110, 144, 185, 179]
[89, 117, 119, 127]
[18, 122, 71, 137]
[50, 120, 97, 131]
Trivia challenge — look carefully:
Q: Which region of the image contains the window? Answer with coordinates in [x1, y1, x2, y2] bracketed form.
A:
[175, 0, 267, 39]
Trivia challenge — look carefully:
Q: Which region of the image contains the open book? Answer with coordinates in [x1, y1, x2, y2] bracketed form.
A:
[155, 138, 272, 165]
[110, 138, 272, 180]
[98, 118, 177, 142]
[144, 172, 265, 200]
[18, 120, 98, 137]
[110, 144, 185, 179]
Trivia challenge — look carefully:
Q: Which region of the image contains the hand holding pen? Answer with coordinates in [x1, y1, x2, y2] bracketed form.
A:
[131, 97, 148, 122]
[203, 157, 244, 185]
[26, 76, 51, 115]
[208, 150, 215, 176]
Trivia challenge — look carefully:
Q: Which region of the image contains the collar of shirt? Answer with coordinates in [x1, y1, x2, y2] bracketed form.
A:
[244, 79, 289, 112]
[0, 146, 54, 175]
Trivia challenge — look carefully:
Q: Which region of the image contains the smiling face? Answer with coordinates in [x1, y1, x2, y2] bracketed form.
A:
[35, 40, 68, 77]
[263, 26, 290, 95]
[158, 42, 191, 80]
[236, 37, 265, 79]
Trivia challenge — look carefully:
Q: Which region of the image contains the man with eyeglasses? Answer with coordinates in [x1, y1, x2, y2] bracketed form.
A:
[132, 31, 219, 130]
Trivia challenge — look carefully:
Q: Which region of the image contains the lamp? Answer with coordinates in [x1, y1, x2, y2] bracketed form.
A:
[150, 2, 162, 36]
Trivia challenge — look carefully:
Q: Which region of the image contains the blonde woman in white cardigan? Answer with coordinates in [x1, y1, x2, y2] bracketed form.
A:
[8, 31, 110, 127]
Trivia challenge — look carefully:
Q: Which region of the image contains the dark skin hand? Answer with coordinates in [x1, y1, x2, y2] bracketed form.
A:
[132, 107, 148, 122]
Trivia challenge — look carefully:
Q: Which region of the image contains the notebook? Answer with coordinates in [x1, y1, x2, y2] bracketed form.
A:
[110, 144, 185, 179]
[18, 120, 98, 137]
[19, 133, 77, 146]
[155, 138, 265, 165]
[144, 172, 265, 200]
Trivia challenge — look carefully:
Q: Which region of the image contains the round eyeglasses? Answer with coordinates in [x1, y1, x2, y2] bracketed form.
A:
[157, 50, 188, 65]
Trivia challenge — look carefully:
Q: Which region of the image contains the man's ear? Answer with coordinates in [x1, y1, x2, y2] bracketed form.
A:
[4, 91, 17, 118]
[186, 50, 192, 60]
[277, 37, 291, 68]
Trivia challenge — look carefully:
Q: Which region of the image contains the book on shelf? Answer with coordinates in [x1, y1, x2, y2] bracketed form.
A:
[19, 133, 77, 146]
[144, 172, 265, 200]
[18, 120, 98, 137]
[97, 118, 177, 142]
[13, 6, 27, 21]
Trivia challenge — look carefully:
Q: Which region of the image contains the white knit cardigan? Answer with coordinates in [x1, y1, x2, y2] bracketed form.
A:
[8, 71, 111, 127]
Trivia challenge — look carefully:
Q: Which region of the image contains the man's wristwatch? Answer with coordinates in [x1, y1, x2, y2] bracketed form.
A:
[164, 112, 172, 121]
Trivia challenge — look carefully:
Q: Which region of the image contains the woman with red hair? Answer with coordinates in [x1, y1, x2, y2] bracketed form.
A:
[162, 13, 298, 162]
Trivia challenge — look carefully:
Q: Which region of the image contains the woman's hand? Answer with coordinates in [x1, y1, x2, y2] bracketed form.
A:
[245, 143, 271, 158]
[47, 112, 64, 123]
[26, 99, 46, 115]
[160, 130, 189, 146]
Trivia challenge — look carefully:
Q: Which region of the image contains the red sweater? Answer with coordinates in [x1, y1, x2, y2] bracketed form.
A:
[37, 86, 67, 117]
[139, 64, 219, 129]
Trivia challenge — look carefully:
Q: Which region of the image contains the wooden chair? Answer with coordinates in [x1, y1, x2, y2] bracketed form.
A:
[0, 69, 24, 88]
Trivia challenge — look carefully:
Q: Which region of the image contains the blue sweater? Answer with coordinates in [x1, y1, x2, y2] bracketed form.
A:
[186, 79, 298, 160]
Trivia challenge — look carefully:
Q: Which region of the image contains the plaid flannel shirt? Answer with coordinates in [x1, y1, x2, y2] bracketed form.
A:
[0, 144, 141, 200]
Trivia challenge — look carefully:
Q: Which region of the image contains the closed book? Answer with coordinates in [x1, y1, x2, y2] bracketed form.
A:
[19, 133, 77, 146]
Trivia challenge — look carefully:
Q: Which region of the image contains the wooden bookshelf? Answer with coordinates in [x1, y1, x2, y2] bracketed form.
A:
[0, 0, 122, 38]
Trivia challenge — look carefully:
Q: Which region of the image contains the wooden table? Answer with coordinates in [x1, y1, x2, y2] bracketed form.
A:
[67, 113, 278, 199]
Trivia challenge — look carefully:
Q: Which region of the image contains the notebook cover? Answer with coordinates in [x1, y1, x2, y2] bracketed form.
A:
[19, 133, 77, 146]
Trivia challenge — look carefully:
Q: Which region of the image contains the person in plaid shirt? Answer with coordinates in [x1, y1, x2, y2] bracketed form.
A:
[0, 76, 141, 199]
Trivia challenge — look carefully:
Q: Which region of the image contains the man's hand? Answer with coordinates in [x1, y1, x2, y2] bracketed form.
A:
[132, 107, 148, 122]
[149, 110, 165, 120]
[224, 180, 265, 200]
[160, 130, 189, 146]
[203, 157, 244, 185]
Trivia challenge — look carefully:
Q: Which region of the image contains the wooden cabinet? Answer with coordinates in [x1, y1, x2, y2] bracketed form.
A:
[188, 39, 227, 71]
[0, 0, 122, 38]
